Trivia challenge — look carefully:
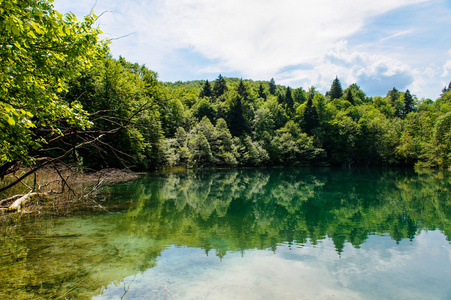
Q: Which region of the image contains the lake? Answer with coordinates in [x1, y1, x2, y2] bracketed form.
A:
[1, 168, 450, 299]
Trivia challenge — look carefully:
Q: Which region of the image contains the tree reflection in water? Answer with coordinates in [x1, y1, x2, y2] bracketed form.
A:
[1, 168, 450, 299]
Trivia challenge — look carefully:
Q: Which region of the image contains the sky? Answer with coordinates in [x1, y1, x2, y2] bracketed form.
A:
[53, 0, 451, 99]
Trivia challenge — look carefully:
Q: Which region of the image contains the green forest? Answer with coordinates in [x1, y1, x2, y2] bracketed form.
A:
[1, 0, 451, 184]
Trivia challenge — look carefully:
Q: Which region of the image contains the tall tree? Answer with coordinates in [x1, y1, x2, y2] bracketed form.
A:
[329, 76, 343, 100]
[269, 78, 276, 95]
[228, 96, 248, 137]
[199, 80, 212, 98]
[258, 83, 267, 100]
[403, 89, 415, 117]
[0, 0, 103, 177]
[237, 79, 249, 99]
[387, 87, 400, 104]
[213, 74, 227, 98]
[301, 95, 319, 135]
[285, 87, 295, 114]
[387, 87, 403, 117]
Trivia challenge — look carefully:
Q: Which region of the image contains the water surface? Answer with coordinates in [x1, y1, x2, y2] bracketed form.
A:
[1, 168, 450, 299]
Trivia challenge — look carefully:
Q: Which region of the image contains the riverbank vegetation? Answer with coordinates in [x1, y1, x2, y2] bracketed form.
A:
[1, 1, 451, 203]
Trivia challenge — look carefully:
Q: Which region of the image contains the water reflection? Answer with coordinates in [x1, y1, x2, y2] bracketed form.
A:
[1, 168, 450, 299]
[110, 168, 451, 253]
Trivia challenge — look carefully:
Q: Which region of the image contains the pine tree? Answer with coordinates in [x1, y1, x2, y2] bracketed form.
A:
[228, 96, 248, 137]
[403, 89, 415, 116]
[285, 87, 294, 113]
[302, 95, 319, 135]
[258, 83, 266, 100]
[199, 80, 212, 98]
[237, 79, 249, 99]
[213, 74, 227, 98]
[329, 76, 343, 100]
[269, 78, 276, 95]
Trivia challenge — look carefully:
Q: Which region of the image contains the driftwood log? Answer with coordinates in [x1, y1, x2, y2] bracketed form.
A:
[0, 192, 49, 213]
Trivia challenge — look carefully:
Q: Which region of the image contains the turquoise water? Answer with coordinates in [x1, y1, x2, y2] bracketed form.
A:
[1, 168, 450, 299]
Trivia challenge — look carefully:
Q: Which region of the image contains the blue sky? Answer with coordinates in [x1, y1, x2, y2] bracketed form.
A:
[53, 0, 451, 99]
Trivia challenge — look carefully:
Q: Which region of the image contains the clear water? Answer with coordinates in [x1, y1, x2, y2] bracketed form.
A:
[1, 168, 450, 299]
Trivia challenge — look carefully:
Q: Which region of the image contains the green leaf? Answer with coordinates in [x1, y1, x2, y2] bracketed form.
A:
[7, 116, 15, 126]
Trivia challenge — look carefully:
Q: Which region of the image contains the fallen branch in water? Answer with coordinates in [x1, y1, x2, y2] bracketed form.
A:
[164, 285, 174, 300]
[0, 192, 50, 213]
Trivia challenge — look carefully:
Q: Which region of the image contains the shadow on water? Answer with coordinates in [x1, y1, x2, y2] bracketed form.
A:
[1, 167, 450, 299]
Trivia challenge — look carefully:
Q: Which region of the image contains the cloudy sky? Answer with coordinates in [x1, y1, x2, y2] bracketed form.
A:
[53, 0, 451, 99]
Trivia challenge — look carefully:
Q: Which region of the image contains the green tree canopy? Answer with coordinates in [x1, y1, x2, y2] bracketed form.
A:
[237, 79, 249, 99]
[199, 80, 212, 98]
[0, 0, 105, 173]
[269, 78, 276, 95]
[258, 83, 267, 100]
[213, 74, 227, 98]
[403, 89, 415, 117]
[329, 76, 343, 100]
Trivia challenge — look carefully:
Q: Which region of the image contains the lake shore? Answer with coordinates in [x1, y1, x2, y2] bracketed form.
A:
[0, 167, 143, 219]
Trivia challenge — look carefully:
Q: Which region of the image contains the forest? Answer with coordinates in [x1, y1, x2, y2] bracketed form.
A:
[1, 0, 451, 188]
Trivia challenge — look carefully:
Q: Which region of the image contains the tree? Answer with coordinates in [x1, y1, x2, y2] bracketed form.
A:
[431, 112, 451, 168]
[403, 89, 415, 117]
[228, 96, 249, 137]
[213, 74, 227, 98]
[329, 77, 343, 100]
[301, 95, 319, 135]
[387, 87, 400, 104]
[285, 87, 295, 114]
[0, 0, 104, 177]
[269, 78, 276, 95]
[258, 83, 267, 100]
[237, 79, 249, 99]
[199, 80, 212, 98]
[65, 56, 163, 170]
[194, 98, 216, 123]
[441, 81, 451, 96]
[344, 90, 354, 105]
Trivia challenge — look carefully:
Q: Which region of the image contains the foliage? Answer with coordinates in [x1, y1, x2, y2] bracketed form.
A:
[0, 0, 105, 169]
[329, 76, 343, 100]
[2, 1, 451, 176]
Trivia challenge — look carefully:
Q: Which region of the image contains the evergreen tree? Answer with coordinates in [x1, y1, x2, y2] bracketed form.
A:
[403, 89, 415, 116]
[269, 78, 276, 95]
[237, 79, 249, 99]
[285, 87, 294, 114]
[213, 74, 227, 98]
[228, 96, 249, 137]
[258, 83, 267, 100]
[329, 76, 343, 100]
[199, 80, 212, 98]
[302, 95, 319, 135]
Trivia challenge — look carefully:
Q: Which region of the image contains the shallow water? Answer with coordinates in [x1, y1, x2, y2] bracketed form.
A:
[1, 168, 450, 299]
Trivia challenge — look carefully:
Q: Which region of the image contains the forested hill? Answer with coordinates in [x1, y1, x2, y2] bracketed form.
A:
[64, 57, 451, 170]
[1, 0, 451, 183]
[160, 74, 450, 169]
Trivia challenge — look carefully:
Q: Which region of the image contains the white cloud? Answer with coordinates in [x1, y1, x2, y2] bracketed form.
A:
[276, 41, 415, 96]
[54, 0, 442, 97]
[140, 0, 427, 78]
